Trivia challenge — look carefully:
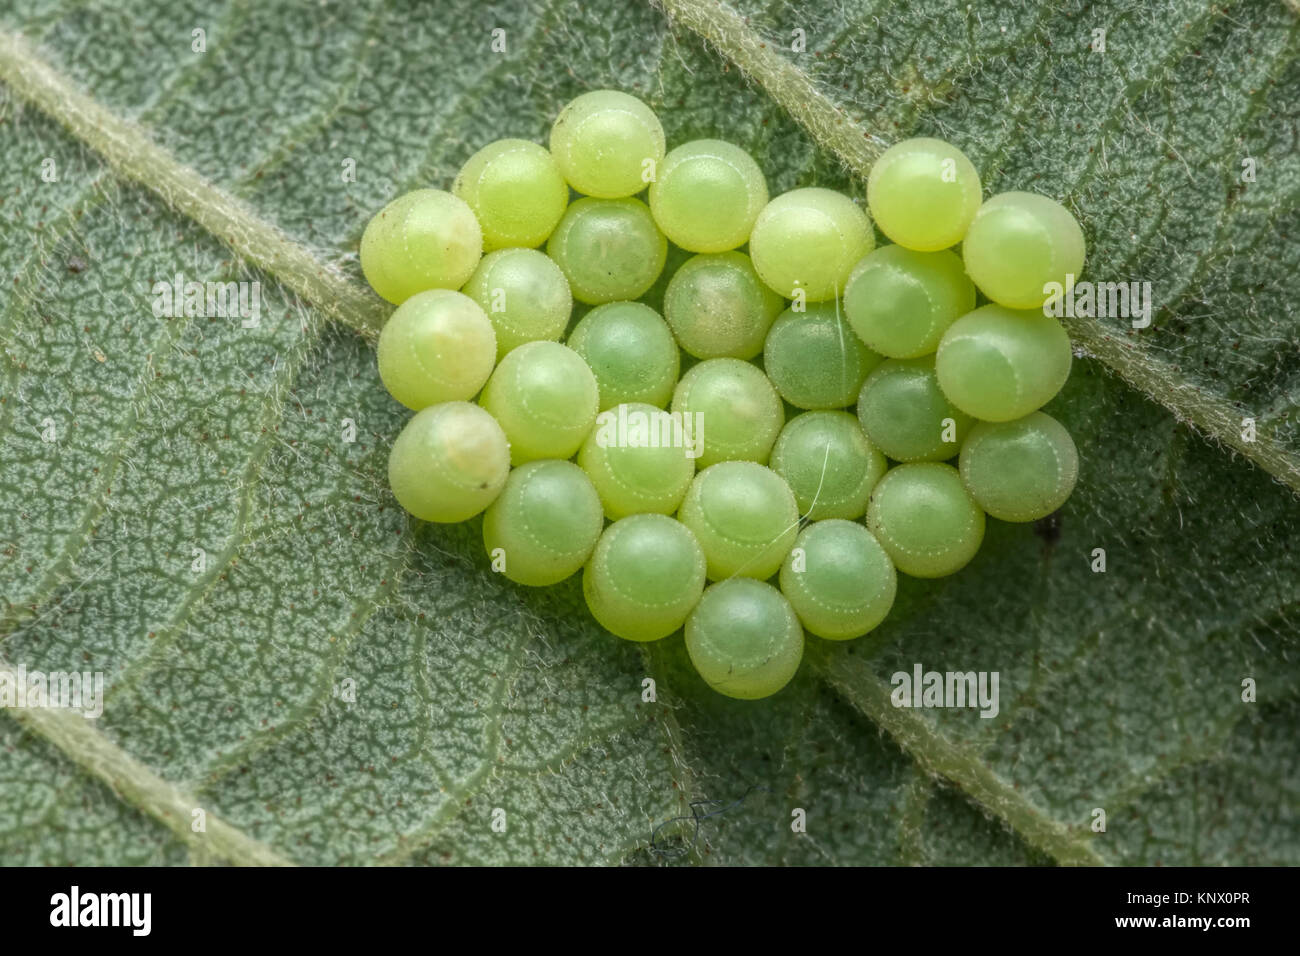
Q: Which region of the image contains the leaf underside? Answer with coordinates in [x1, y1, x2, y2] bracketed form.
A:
[1, 0, 1298, 866]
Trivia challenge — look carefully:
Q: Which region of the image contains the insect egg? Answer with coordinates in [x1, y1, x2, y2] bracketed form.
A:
[549, 89, 666, 199]
[387, 402, 510, 523]
[865, 462, 986, 578]
[961, 191, 1086, 310]
[959, 411, 1079, 522]
[376, 289, 497, 410]
[934, 304, 1073, 422]
[677, 461, 799, 581]
[856, 356, 973, 462]
[866, 137, 982, 251]
[779, 519, 897, 640]
[842, 245, 976, 359]
[648, 139, 768, 253]
[669, 358, 784, 468]
[583, 513, 708, 642]
[748, 187, 874, 301]
[769, 410, 886, 520]
[577, 403, 696, 519]
[482, 459, 605, 587]
[685, 578, 804, 700]
[453, 138, 569, 251]
[763, 302, 883, 410]
[460, 248, 573, 361]
[360, 188, 482, 304]
[566, 301, 680, 410]
[479, 340, 600, 464]
[546, 197, 667, 305]
[662, 251, 783, 361]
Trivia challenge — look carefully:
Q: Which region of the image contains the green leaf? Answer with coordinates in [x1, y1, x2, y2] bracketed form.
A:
[1, 0, 1298, 865]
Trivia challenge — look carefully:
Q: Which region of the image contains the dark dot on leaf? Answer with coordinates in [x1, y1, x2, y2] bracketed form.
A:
[1035, 513, 1062, 545]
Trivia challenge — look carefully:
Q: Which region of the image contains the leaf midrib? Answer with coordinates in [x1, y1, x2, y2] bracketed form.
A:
[0, 678, 295, 866]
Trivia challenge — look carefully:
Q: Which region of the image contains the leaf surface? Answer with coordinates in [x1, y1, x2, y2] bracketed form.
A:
[1, 0, 1297, 865]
